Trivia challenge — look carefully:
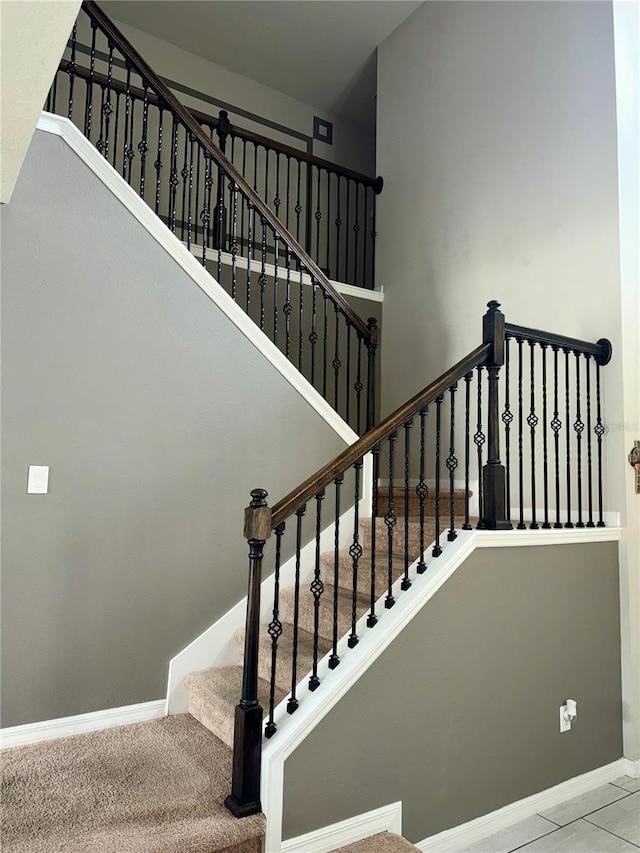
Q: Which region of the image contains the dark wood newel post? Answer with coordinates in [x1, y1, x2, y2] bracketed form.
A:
[366, 317, 380, 432]
[225, 489, 272, 818]
[480, 301, 512, 530]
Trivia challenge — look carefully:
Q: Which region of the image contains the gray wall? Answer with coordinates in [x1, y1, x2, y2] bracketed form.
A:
[0, 130, 348, 727]
[283, 542, 622, 843]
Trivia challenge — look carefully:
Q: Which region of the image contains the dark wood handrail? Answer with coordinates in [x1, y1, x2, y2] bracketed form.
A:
[271, 343, 492, 526]
[505, 323, 612, 365]
[82, 1, 373, 341]
[58, 58, 383, 193]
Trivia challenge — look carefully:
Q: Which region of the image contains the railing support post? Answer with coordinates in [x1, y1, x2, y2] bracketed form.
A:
[480, 301, 512, 530]
[225, 488, 272, 818]
[366, 317, 380, 432]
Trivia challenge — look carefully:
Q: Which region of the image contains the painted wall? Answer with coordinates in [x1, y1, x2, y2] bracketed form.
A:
[0, 130, 349, 727]
[282, 542, 623, 843]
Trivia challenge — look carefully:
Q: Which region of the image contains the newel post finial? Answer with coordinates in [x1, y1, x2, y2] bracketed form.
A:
[225, 489, 272, 819]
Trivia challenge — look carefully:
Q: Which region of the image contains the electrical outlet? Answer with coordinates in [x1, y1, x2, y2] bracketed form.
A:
[560, 699, 577, 732]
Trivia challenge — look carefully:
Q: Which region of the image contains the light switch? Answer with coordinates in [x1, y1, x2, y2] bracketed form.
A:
[27, 466, 49, 494]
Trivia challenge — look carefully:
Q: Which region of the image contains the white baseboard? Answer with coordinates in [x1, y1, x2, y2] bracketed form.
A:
[0, 699, 166, 749]
[417, 759, 627, 851]
[281, 801, 402, 853]
[623, 757, 640, 779]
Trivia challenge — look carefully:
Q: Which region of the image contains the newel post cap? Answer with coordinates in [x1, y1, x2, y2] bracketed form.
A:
[244, 489, 272, 542]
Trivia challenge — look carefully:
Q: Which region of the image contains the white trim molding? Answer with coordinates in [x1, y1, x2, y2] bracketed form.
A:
[36, 113, 359, 449]
[417, 759, 628, 851]
[0, 700, 166, 749]
[623, 757, 640, 779]
[281, 802, 402, 853]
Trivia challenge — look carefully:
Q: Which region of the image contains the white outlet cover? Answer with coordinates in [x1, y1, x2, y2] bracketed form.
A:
[560, 704, 572, 733]
[27, 466, 49, 494]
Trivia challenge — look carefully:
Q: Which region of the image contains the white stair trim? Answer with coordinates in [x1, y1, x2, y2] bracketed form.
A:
[0, 700, 165, 749]
[36, 113, 359, 449]
[416, 758, 628, 851]
[261, 525, 622, 851]
[282, 801, 402, 853]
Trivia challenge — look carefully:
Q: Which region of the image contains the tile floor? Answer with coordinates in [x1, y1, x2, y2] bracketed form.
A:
[459, 778, 640, 852]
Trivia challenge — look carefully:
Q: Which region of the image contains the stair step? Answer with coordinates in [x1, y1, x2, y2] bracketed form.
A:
[280, 584, 369, 643]
[361, 517, 435, 559]
[185, 665, 285, 748]
[235, 623, 332, 694]
[376, 487, 470, 518]
[321, 550, 408, 601]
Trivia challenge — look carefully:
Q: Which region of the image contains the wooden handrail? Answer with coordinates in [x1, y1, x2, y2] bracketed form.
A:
[271, 343, 492, 527]
[58, 58, 383, 193]
[505, 323, 612, 365]
[82, 1, 373, 341]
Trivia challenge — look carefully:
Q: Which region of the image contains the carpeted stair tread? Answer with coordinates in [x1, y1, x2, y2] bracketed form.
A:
[235, 623, 332, 693]
[321, 550, 408, 601]
[335, 830, 421, 851]
[280, 584, 369, 642]
[1, 713, 264, 853]
[186, 666, 286, 749]
[361, 517, 435, 559]
[376, 487, 469, 518]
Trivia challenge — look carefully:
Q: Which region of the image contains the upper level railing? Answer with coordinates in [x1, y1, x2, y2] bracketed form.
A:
[225, 301, 613, 816]
[47, 2, 378, 434]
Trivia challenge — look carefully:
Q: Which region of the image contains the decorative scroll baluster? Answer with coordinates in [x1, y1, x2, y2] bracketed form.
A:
[186, 134, 195, 249]
[401, 420, 412, 590]
[541, 344, 551, 528]
[264, 522, 285, 739]
[564, 349, 573, 528]
[345, 325, 352, 427]
[309, 490, 325, 691]
[416, 408, 428, 571]
[527, 342, 539, 529]
[138, 85, 149, 199]
[551, 346, 562, 528]
[447, 383, 458, 541]
[96, 84, 105, 155]
[585, 355, 595, 527]
[501, 339, 512, 523]
[328, 474, 343, 669]
[433, 395, 443, 556]
[516, 338, 525, 529]
[180, 130, 189, 241]
[169, 118, 179, 233]
[574, 352, 585, 527]
[368, 444, 381, 625]
[385, 434, 397, 608]
[298, 265, 304, 372]
[310, 284, 318, 386]
[474, 366, 485, 526]
[83, 21, 97, 139]
[258, 217, 267, 329]
[348, 459, 363, 647]
[246, 200, 254, 312]
[333, 309, 341, 411]
[286, 504, 306, 715]
[67, 23, 78, 119]
[284, 247, 292, 358]
[595, 362, 605, 526]
[154, 106, 164, 215]
[273, 235, 280, 347]
[103, 42, 114, 161]
[355, 337, 363, 435]
[230, 183, 239, 302]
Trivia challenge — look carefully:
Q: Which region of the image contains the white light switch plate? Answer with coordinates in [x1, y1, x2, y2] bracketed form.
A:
[27, 466, 49, 494]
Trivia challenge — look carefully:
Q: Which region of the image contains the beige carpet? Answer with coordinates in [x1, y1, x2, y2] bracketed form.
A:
[1, 714, 265, 852]
[335, 830, 421, 851]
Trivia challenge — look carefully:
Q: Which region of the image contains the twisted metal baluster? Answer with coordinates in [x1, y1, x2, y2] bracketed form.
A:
[368, 444, 381, 625]
[179, 120, 189, 240]
[298, 265, 305, 373]
[333, 309, 341, 411]
[67, 23, 78, 119]
[84, 21, 98, 139]
[328, 474, 343, 669]
[284, 247, 292, 359]
[138, 85, 149, 200]
[348, 459, 363, 647]
[193, 142, 201, 248]
[112, 91, 121, 171]
[541, 344, 551, 528]
[309, 490, 325, 691]
[564, 349, 573, 527]
[310, 284, 318, 386]
[475, 366, 486, 527]
[353, 183, 361, 286]
[574, 352, 585, 527]
[230, 183, 239, 302]
[201, 152, 212, 267]
[527, 341, 539, 529]
[286, 504, 306, 714]
[121, 64, 133, 183]
[516, 339, 525, 529]
[154, 106, 164, 216]
[595, 362, 606, 526]
[501, 340, 513, 524]
[246, 200, 254, 312]
[186, 134, 195, 250]
[258, 217, 267, 329]
[385, 433, 397, 608]
[103, 42, 115, 161]
[265, 522, 285, 738]
[585, 355, 595, 527]
[401, 420, 413, 590]
[416, 407, 428, 571]
[355, 337, 363, 435]
[168, 117, 179, 233]
[447, 383, 458, 541]
[345, 325, 352, 427]
[433, 395, 443, 556]
[273, 234, 280, 347]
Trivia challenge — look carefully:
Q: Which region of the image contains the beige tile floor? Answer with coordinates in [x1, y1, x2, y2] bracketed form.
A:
[459, 779, 640, 852]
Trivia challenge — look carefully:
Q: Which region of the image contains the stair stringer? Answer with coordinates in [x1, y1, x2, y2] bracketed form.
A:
[260, 526, 622, 852]
[36, 113, 359, 449]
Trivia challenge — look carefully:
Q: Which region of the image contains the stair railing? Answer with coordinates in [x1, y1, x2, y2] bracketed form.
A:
[47, 2, 379, 434]
[227, 301, 612, 816]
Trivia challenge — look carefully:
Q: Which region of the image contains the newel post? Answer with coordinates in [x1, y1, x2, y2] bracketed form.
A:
[366, 317, 380, 432]
[480, 301, 512, 530]
[224, 489, 272, 818]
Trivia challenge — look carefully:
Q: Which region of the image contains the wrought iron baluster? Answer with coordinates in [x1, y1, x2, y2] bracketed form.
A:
[355, 337, 363, 435]
[286, 504, 306, 715]
[309, 490, 325, 691]
[180, 129, 189, 240]
[246, 200, 254, 312]
[402, 420, 413, 590]
[574, 352, 585, 527]
[186, 134, 195, 249]
[295, 161, 302, 244]
[241, 139, 247, 257]
[595, 362, 605, 526]
[345, 325, 352, 426]
[475, 366, 486, 527]
[67, 23, 78, 119]
[348, 459, 363, 647]
[328, 474, 343, 669]
[335, 179, 342, 283]
[368, 444, 381, 625]
[121, 63, 133, 182]
[194, 141, 201, 247]
[265, 522, 285, 738]
[285, 155, 291, 231]
[138, 85, 149, 199]
[298, 265, 304, 372]
[416, 407, 428, 571]
[447, 383, 458, 540]
[564, 349, 573, 528]
[310, 284, 318, 386]
[230, 182, 239, 301]
[84, 21, 98, 139]
[353, 183, 361, 286]
[264, 146, 270, 212]
[169, 117, 179, 233]
[315, 168, 323, 266]
[103, 41, 115, 161]
[585, 355, 595, 527]
[541, 344, 551, 528]
[273, 234, 280, 347]
[112, 91, 121, 170]
[516, 338, 525, 528]
[284, 247, 292, 358]
[528, 342, 539, 529]
[385, 434, 398, 608]
[274, 152, 281, 221]
[433, 395, 443, 556]
[258, 217, 267, 329]
[322, 294, 329, 400]
[325, 172, 332, 276]
[333, 309, 341, 411]
[501, 339, 513, 523]
[201, 152, 212, 266]
[551, 346, 562, 528]
[96, 84, 106, 156]
[345, 180, 351, 284]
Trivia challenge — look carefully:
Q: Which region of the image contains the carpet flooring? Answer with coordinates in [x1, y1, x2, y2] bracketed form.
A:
[1, 714, 265, 853]
[336, 831, 421, 851]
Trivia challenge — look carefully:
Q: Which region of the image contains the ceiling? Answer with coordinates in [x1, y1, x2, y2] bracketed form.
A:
[101, 1, 422, 129]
